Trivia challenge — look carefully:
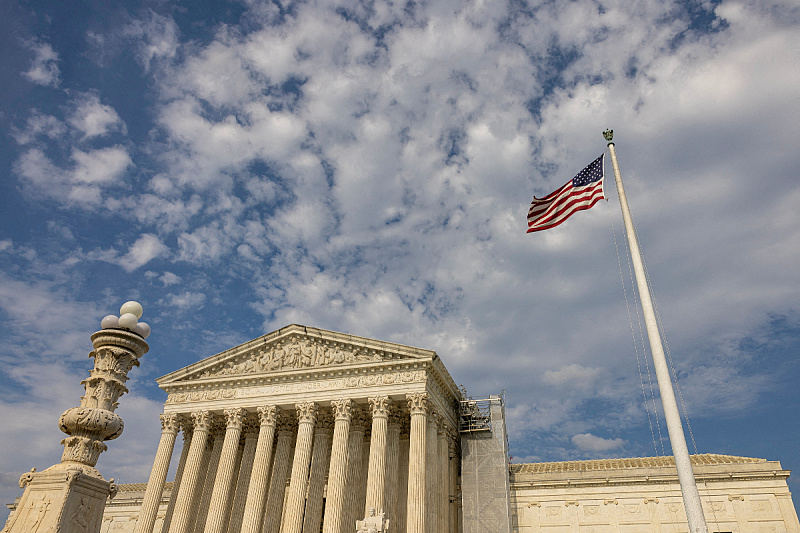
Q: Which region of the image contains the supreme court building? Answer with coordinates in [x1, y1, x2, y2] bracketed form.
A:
[8, 324, 800, 533]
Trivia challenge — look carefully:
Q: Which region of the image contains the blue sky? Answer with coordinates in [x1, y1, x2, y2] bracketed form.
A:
[2, 0, 799, 523]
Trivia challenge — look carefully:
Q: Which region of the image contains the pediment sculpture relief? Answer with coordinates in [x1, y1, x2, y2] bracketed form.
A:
[196, 335, 400, 379]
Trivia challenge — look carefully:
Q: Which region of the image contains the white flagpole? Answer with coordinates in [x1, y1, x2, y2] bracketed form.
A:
[603, 129, 709, 533]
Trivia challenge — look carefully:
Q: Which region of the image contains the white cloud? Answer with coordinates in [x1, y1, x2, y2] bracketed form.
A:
[120, 234, 168, 271]
[12, 111, 66, 145]
[160, 291, 207, 311]
[68, 93, 126, 140]
[14, 146, 132, 206]
[160, 272, 182, 286]
[572, 433, 627, 452]
[122, 9, 180, 71]
[21, 39, 60, 87]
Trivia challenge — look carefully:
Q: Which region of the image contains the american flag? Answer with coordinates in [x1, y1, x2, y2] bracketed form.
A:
[527, 154, 605, 233]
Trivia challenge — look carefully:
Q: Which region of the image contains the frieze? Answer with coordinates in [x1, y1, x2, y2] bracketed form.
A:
[165, 371, 427, 404]
[193, 335, 406, 379]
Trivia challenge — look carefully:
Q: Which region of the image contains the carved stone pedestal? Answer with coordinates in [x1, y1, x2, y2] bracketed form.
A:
[2, 326, 148, 533]
[4, 467, 115, 533]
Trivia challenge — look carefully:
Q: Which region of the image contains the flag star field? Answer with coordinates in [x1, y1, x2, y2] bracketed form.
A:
[1, 0, 799, 521]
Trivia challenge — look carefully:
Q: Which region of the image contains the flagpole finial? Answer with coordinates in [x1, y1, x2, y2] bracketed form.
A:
[603, 129, 614, 144]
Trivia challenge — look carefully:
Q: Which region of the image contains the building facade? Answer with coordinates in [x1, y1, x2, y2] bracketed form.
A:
[133, 324, 462, 533]
[8, 324, 799, 533]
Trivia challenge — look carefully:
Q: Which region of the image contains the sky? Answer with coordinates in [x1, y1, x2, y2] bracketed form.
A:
[1, 0, 799, 524]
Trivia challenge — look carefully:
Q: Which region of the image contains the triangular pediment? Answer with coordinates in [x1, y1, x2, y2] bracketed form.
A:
[157, 324, 436, 386]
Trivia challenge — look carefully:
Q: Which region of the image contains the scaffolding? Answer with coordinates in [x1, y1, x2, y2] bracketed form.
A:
[459, 394, 513, 533]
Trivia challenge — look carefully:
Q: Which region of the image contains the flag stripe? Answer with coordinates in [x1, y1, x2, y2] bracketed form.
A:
[527, 154, 605, 233]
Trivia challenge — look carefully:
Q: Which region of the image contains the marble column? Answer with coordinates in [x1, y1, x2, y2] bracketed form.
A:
[228, 420, 260, 533]
[425, 413, 439, 533]
[302, 410, 333, 533]
[206, 408, 245, 533]
[282, 402, 318, 533]
[384, 409, 401, 528]
[240, 406, 279, 533]
[437, 423, 449, 533]
[321, 399, 354, 533]
[224, 441, 245, 531]
[397, 424, 410, 533]
[364, 396, 391, 516]
[406, 393, 429, 533]
[169, 411, 212, 533]
[161, 421, 192, 533]
[448, 438, 459, 533]
[261, 416, 295, 533]
[135, 413, 180, 533]
[343, 407, 367, 533]
[194, 423, 225, 533]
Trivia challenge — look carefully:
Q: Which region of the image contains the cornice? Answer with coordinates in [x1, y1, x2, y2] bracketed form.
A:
[156, 324, 437, 384]
[511, 469, 792, 491]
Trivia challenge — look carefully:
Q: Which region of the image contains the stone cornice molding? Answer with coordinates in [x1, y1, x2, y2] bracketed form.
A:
[163, 366, 429, 405]
[157, 325, 438, 386]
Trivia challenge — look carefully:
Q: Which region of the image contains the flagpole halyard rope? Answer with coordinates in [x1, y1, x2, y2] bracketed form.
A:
[608, 198, 662, 457]
[634, 227, 700, 455]
[603, 129, 709, 533]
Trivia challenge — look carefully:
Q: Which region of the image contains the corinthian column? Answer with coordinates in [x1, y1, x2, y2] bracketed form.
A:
[206, 408, 245, 533]
[344, 408, 368, 533]
[302, 410, 333, 533]
[194, 423, 225, 532]
[281, 402, 318, 533]
[384, 408, 401, 528]
[228, 418, 259, 533]
[406, 393, 428, 533]
[438, 422, 449, 533]
[426, 413, 439, 533]
[240, 406, 279, 533]
[135, 413, 180, 533]
[261, 416, 295, 533]
[364, 396, 391, 516]
[161, 420, 192, 533]
[321, 399, 354, 533]
[169, 411, 212, 533]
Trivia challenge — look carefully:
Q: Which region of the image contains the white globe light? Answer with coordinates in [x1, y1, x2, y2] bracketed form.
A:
[118, 313, 138, 329]
[120, 301, 143, 319]
[133, 322, 151, 339]
[100, 315, 119, 329]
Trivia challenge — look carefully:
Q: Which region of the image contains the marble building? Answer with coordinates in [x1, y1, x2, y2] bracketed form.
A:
[7, 324, 799, 533]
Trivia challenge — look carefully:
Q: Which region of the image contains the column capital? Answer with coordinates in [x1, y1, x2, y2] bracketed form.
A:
[406, 392, 429, 415]
[160, 413, 181, 434]
[296, 402, 318, 424]
[191, 410, 213, 432]
[368, 396, 392, 418]
[224, 408, 246, 430]
[258, 404, 279, 426]
[331, 398, 355, 421]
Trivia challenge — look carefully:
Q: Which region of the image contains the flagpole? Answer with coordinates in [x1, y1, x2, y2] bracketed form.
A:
[603, 129, 709, 533]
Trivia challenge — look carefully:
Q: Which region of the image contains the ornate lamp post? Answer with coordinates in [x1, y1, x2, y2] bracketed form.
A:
[2, 302, 151, 533]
